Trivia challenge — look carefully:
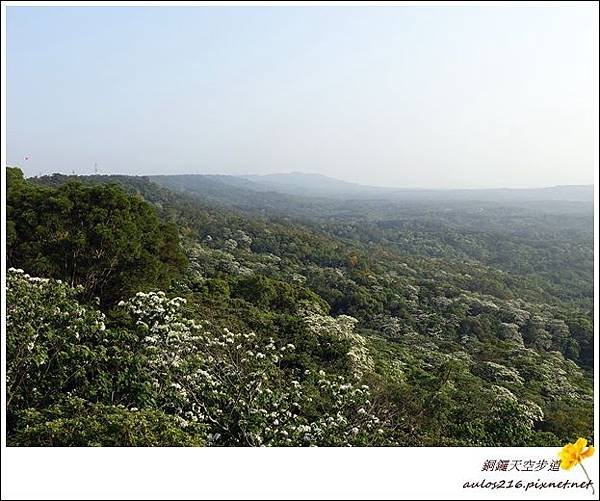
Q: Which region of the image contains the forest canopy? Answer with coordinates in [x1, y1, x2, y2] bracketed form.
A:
[7, 167, 186, 304]
[5, 168, 594, 447]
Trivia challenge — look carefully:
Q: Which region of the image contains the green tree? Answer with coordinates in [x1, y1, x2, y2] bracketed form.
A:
[7, 168, 187, 304]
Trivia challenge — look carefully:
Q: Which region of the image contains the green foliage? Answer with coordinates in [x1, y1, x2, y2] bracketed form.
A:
[10, 399, 204, 447]
[205, 278, 230, 297]
[232, 275, 328, 313]
[7, 168, 186, 304]
[6, 169, 593, 447]
[7, 270, 390, 446]
[7, 269, 109, 429]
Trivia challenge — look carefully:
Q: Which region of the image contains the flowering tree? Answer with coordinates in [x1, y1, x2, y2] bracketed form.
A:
[121, 291, 390, 446]
[7, 268, 108, 417]
[300, 309, 373, 376]
[7, 269, 392, 446]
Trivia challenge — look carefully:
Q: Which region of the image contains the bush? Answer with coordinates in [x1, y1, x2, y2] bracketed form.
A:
[10, 399, 205, 447]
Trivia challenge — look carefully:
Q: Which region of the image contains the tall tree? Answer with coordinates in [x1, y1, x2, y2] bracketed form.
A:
[7, 168, 187, 304]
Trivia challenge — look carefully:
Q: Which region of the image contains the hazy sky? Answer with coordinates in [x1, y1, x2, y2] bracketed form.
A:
[6, 5, 597, 188]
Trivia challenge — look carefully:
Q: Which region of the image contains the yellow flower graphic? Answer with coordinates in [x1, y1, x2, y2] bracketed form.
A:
[559, 438, 595, 495]
[559, 438, 595, 470]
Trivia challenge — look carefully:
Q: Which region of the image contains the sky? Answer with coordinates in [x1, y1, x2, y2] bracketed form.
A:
[5, 5, 598, 189]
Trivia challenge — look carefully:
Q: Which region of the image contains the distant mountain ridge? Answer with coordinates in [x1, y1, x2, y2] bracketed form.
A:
[154, 172, 593, 203]
[241, 172, 381, 195]
[31, 170, 593, 204]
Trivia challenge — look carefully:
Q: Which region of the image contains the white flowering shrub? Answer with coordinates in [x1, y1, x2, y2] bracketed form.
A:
[121, 291, 392, 446]
[473, 361, 524, 386]
[10, 264, 585, 447]
[442, 382, 547, 447]
[232, 229, 253, 248]
[372, 314, 407, 339]
[300, 309, 373, 376]
[7, 270, 206, 446]
[480, 385, 544, 446]
[497, 322, 524, 344]
[223, 238, 238, 251]
[8, 270, 392, 446]
[7, 269, 108, 417]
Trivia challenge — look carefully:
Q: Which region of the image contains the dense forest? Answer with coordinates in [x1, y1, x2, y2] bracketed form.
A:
[6, 167, 594, 446]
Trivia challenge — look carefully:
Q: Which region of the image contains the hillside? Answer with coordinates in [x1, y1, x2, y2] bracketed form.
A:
[6, 167, 594, 447]
[234, 172, 593, 202]
[241, 172, 384, 196]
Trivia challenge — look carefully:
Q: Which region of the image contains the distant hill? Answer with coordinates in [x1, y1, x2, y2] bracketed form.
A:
[399, 184, 594, 203]
[241, 172, 384, 196]
[33, 171, 594, 207]
[237, 172, 594, 203]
